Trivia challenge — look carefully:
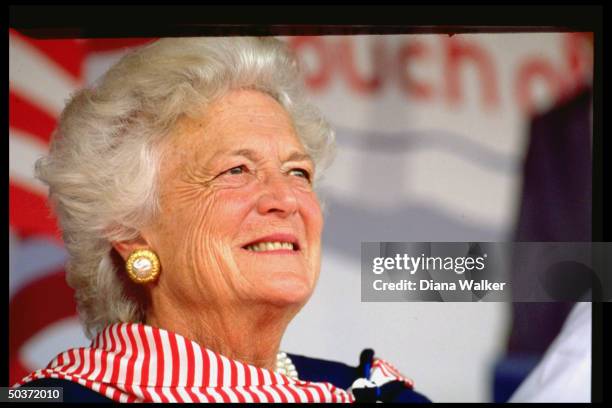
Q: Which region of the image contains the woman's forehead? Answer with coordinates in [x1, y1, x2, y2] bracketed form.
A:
[199, 89, 293, 129]
[170, 91, 302, 153]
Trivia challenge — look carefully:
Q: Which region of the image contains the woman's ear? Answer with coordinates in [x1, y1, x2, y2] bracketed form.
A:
[111, 235, 151, 261]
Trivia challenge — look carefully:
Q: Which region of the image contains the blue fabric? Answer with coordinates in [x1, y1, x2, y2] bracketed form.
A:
[21, 377, 112, 402]
[19, 352, 431, 403]
[288, 352, 431, 403]
[492, 354, 541, 403]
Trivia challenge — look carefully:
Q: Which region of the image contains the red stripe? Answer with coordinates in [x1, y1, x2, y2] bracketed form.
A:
[255, 368, 274, 400]
[215, 353, 224, 387]
[198, 386, 215, 402]
[9, 91, 57, 144]
[70, 348, 86, 376]
[228, 360, 246, 402]
[9, 268, 76, 357]
[243, 363, 252, 386]
[123, 324, 136, 387]
[298, 383, 314, 402]
[150, 386, 165, 401]
[56, 352, 66, 368]
[379, 358, 396, 373]
[270, 383, 289, 403]
[9, 182, 62, 241]
[105, 324, 117, 352]
[183, 338, 195, 387]
[9, 356, 32, 386]
[109, 326, 119, 366]
[225, 388, 242, 403]
[183, 339, 197, 399]
[98, 384, 108, 399]
[108, 325, 121, 384]
[382, 359, 409, 384]
[85, 37, 156, 53]
[81, 348, 97, 381]
[214, 354, 231, 401]
[151, 329, 169, 402]
[283, 379, 301, 402]
[246, 386, 261, 402]
[166, 332, 184, 402]
[272, 374, 301, 401]
[110, 388, 120, 401]
[9, 29, 85, 81]
[63, 350, 75, 374]
[241, 364, 260, 402]
[319, 383, 333, 403]
[338, 387, 345, 403]
[377, 362, 392, 378]
[311, 382, 326, 402]
[229, 358, 238, 386]
[373, 361, 387, 376]
[331, 384, 339, 402]
[98, 329, 107, 354]
[380, 360, 410, 388]
[168, 332, 181, 385]
[152, 329, 165, 385]
[383, 361, 397, 376]
[136, 325, 153, 401]
[56, 372, 68, 381]
[124, 323, 137, 394]
[93, 333, 109, 383]
[77, 348, 88, 375]
[297, 383, 312, 401]
[201, 347, 210, 386]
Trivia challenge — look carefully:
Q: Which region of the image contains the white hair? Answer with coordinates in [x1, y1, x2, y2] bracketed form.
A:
[35, 37, 336, 338]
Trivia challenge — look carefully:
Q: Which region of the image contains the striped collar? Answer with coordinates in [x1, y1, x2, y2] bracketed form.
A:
[17, 322, 413, 403]
[16, 322, 355, 402]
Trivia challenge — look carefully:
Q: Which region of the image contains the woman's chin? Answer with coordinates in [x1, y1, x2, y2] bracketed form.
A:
[257, 272, 314, 306]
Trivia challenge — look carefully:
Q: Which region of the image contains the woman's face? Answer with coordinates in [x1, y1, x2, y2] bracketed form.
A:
[143, 89, 323, 313]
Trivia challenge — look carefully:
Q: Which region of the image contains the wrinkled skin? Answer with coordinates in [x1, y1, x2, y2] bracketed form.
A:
[114, 89, 323, 370]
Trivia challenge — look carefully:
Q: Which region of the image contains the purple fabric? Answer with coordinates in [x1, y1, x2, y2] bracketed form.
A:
[509, 88, 592, 354]
[515, 88, 592, 243]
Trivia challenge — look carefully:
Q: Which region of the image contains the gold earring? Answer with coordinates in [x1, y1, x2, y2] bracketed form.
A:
[126, 249, 160, 284]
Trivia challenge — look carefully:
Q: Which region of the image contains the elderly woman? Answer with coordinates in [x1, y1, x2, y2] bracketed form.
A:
[15, 37, 429, 403]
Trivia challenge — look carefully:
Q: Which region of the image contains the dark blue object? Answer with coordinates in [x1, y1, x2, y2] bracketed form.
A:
[289, 351, 431, 403]
[21, 377, 113, 402]
[492, 354, 541, 403]
[358, 348, 375, 379]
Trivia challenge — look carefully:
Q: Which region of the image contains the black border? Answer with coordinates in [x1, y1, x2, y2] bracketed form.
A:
[6, 3, 605, 402]
[591, 9, 605, 401]
[9, 5, 601, 38]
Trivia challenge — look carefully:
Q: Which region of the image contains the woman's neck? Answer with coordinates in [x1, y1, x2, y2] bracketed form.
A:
[145, 302, 297, 371]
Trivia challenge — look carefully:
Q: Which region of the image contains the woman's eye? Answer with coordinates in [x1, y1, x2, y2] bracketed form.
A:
[289, 168, 311, 181]
[223, 165, 247, 176]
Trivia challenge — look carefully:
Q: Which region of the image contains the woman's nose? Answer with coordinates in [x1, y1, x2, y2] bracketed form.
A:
[256, 173, 298, 217]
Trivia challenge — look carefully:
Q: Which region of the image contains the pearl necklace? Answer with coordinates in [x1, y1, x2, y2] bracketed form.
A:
[275, 351, 298, 379]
